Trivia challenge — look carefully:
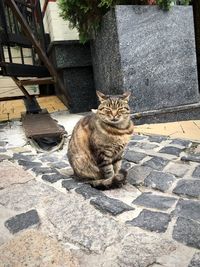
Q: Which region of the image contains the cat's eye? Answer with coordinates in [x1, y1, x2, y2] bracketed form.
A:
[103, 108, 112, 113]
[118, 107, 129, 113]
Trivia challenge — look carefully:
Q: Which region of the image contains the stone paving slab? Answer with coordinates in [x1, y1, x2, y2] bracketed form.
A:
[5, 209, 40, 234]
[192, 165, 200, 178]
[143, 156, 169, 171]
[133, 192, 177, 211]
[172, 199, 200, 222]
[144, 170, 176, 192]
[172, 179, 200, 199]
[0, 229, 79, 267]
[0, 119, 200, 266]
[0, 161, 34, 189]
[127, 209, 171, 233]
[164, 161, 190, 177]
[172, 217, 200, 249]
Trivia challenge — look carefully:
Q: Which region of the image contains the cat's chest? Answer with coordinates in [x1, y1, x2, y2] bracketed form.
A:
[100, 135, 127, 153]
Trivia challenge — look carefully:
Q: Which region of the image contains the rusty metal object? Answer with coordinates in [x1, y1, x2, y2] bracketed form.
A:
[17, 77, 55, 86]
[21, 111, 66, 138]
[11, 77, 32, 100]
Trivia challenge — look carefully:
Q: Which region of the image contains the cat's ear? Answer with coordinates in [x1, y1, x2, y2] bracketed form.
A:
[91, 109, 97, 113]
[96, 91, 108, 102]
[121, 91, 131, 102]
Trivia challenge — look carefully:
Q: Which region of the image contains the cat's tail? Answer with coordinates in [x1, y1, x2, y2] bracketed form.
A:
[89, 169, 127, 190]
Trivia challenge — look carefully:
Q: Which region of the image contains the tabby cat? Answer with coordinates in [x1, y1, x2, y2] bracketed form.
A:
[67, 91, 134, 189]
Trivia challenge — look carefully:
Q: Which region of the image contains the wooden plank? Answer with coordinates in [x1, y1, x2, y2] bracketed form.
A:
[22, 112, 66, 138]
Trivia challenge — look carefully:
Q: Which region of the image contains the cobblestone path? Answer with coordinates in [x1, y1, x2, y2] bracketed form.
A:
[0, 120, 200, 267]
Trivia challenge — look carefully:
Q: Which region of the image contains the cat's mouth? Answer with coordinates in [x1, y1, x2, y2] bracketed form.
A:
[111, 118, 119, 122]
[109, 118, 121, 124]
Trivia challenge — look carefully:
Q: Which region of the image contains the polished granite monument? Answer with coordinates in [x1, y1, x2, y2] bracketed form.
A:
[91, 5, 200, 123]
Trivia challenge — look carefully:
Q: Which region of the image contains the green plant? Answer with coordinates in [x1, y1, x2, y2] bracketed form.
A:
[58, 0, 191, 43]
[157, 0, 190, 10]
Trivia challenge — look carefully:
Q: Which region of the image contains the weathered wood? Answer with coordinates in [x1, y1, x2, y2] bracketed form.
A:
[22, 112, 66, 138]
[17, 77, 55, 86]
[11, 77, 32, 99]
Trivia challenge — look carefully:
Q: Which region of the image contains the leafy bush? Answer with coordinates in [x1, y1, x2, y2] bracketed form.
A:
[58, 0, 191, 43]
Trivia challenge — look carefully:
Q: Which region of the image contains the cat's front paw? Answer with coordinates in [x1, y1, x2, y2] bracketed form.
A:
[112, 169, 127, 187]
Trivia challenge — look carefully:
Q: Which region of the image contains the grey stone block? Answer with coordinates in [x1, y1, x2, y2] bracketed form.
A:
[127, 165, 153, 186]
[62, 67, 97, 113]
[39, 155, 59, 162]
[143, 156, 169, 171]
[132, 103, 200, 125]
[31, 167, 57, 176]
[127, 209, 171, 233]
[5, 210, 40, 234]
[123, 150, 147, 164]
[133, 192, 177, 210]
[159, 146, 184, 157]
[91, 6, 200, 115]
[42, 173, 67, 183]
[90, 9, 123, 96]
[173, 179, 200, 199]
[49, 162, 68, 169]
[148, 135, 167, 143]
[90, 196, 134, 216]
[75, 184, 104, 199]
[173, 217, 200, 249]
[164, 162, 190, 178]
[188, 252, 200, 267]
[181, 154, 200, 163]
[170, 139, 192, 148]
[192, 165, 200, 178]
[131, 135, 147, 141]
[62, 179, 81, 191]
[48, 40, 97, 113]
[13, 153, 34, 161]
[144, 170, 176, 192]
[17, 160, 42, 170]
[50, 41, 92, 68]
[172, 199, 200, 222]
[128, 142, 158, 150]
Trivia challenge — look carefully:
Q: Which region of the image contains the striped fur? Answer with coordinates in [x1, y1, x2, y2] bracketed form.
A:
[67, 91, 134, 189]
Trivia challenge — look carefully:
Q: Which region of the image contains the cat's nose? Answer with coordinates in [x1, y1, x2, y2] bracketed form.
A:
[112, 117, 118, 122]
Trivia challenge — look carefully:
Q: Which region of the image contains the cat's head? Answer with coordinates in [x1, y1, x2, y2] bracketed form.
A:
[96, 91, 131, 125]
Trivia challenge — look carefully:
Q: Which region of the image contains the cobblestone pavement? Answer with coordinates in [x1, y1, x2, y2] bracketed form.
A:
[0, 117, 200, 267]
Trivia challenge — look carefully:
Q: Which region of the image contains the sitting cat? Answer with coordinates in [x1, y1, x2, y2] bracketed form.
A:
[67, 91, 134, 189]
